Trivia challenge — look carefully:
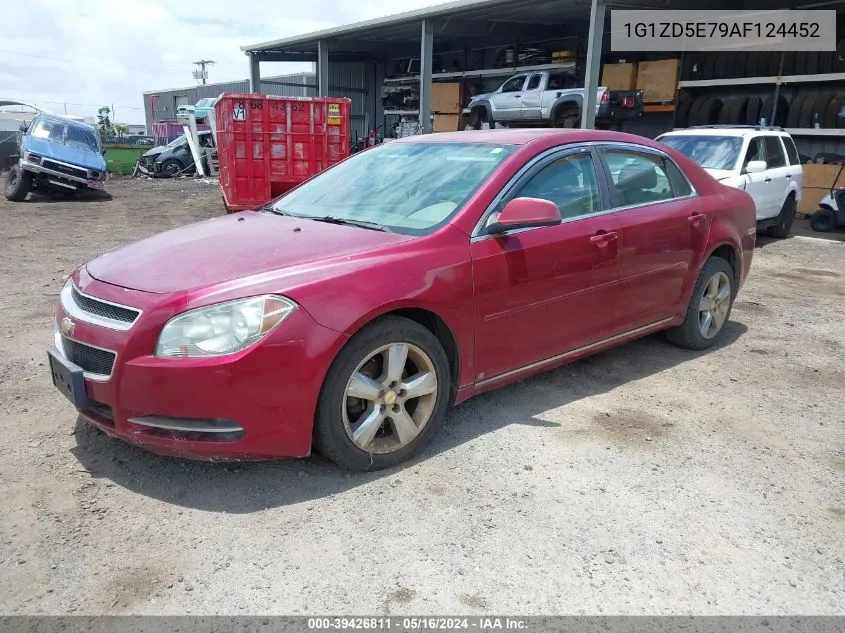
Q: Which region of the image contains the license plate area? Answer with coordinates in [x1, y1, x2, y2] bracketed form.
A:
[48, 348, 90, 409]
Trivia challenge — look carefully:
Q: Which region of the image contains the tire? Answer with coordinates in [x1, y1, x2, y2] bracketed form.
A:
[552, 107, 580, 128]
[787, 95, 805, 128]
[819, 51, 834, 74]
[665, 257, 736, 351]
[675, 99, 694, 128]
[745, 97, 762, 126]
[810, 207, 837, 232]
[782, 52, 796, 77]
[806, 51, 820, 76]
[745, 52, 760, 78]
[823, 94, 841, 128]
[160, 159, 183, 178]
[313, 316, 452, 471]
[798, 94, 817, 128]
[835, 39, 845, 72]
[468, 107, 488, 130]
[702, 54, 717, 80]
[714, 53, 728, 79]
[4, 165, 32, 202]
[767, 194, 797, 239]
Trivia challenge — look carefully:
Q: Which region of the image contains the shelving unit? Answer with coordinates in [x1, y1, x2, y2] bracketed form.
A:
[383, 61, 576, 84]
[679, 72, 845, 89]
[383, 110, 420, 116]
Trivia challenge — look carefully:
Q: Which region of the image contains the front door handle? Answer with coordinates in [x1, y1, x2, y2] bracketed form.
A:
[590, 231, 619, 246]
[764, 177, 772, 183]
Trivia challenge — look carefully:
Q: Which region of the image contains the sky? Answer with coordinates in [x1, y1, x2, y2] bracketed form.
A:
[1, 0, 452, 125]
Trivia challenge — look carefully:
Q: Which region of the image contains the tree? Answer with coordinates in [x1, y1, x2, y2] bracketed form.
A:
[112, 123, 129, 141]
[97, 106, 112, 139]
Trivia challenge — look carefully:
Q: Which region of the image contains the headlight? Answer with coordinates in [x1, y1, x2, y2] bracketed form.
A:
[155, 295, 296, 358]
[24, 151, 41, 164]
[89, 170, 101, 179]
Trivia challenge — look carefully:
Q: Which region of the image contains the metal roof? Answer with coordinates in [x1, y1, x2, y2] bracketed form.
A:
[242, 0, 595, 54]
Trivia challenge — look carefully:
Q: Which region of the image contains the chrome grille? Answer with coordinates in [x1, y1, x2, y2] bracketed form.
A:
[71, 287, 139, 324]
[42, 160, 87, 180]
[61, 337, 116, 377]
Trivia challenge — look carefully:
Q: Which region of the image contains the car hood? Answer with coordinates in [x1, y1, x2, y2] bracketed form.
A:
[86, 211, 413, 293]
[142, 146, 167, 158]
[27, 137, 105, 172]
[703, 168, 738, 181]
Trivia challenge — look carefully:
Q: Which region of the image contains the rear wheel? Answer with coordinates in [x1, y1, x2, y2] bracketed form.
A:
[552, 108, 580, 128]
[666, 257, 735, 351]
[314, 316, 451, 471]
[4, 165, 32, 201]
[810, 207, 837, 232]
[767, 195, 796, 239]
[468, 108, 488, 130]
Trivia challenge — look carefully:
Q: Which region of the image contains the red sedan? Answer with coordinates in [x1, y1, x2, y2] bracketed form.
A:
[49, 129, 756, 470]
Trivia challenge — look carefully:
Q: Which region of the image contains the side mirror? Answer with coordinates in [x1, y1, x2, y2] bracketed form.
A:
[102, 149, 107, 156]
[488, 197, 562, 234]
[19, 122, 28, 133]
[744, 160, 767, 174]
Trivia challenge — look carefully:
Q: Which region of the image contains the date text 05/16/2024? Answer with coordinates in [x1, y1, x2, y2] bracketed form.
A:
[306, 618, 528, 631]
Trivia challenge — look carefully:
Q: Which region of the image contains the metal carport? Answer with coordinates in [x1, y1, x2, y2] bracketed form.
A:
[241, 0, 840, 137]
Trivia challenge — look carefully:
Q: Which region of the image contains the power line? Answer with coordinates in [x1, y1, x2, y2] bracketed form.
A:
[193, 59, 216, 85]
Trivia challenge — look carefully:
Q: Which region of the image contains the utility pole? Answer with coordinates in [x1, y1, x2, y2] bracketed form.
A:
[193, 60, 216, 85]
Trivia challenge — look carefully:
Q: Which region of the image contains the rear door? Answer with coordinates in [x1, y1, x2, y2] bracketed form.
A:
[598, 145, 708, 333]
[470, 146, 621, 383]
[762, 134, 792, 216]
[742, 135, 778, 220]
[490, 75, 528, 121]
[520, 74, 544, 120]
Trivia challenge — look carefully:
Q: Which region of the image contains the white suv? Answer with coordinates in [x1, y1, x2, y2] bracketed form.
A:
[657, 126, 803, 238]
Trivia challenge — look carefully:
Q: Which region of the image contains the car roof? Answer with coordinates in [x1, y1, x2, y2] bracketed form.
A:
[391, 128, 663, 147]
[659, 127, 789, 139]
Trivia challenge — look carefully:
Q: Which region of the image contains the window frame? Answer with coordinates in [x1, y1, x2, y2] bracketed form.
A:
[499, 75, 528, 93]
[742, 136, 765, 169]
[595, 143, 699, 212]
[471, 144, 613, 240]
[525, 74, 543, 91]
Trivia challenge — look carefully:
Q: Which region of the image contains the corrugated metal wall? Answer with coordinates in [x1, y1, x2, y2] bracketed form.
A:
[327, 62, 372, 140]
[143, 73, 314, 131]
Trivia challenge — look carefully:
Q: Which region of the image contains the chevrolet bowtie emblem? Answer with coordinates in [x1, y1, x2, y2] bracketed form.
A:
[60, 316, 75, 336]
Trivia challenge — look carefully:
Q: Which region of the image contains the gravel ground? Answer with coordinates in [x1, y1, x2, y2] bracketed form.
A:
[0, 177, 843, 616]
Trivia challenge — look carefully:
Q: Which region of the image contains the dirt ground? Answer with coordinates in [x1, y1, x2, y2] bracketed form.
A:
[0, 176, 843, 616]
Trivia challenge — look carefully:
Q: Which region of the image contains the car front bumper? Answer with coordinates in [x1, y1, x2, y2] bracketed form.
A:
[21, 159, 105, 189]
[51, 270, 347, 460]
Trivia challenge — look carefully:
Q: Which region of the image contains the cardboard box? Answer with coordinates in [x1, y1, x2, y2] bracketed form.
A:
[636, 59, 680, 102]
[801, 163, 842, 189]
[432, 114, 463, 133]
[602, 63, 638, 91]
[431, 83, 462, 114]
[799, 187, 833, 213]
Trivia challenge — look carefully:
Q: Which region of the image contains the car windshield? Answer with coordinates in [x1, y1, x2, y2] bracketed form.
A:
[658, 135, 742, 171]
[271, 142, 515, 235]
[165, 135, 186, 148]
[197, 99, 214, 107]
[32, 117, 100, 152]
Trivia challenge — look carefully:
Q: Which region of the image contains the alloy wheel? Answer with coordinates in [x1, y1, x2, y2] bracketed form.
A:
[342, 342, 438, 454]
[698, 271, 731, 339]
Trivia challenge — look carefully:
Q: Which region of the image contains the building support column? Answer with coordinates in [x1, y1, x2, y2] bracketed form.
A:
[419, 19, 434, 133]
[318, 41, 330, 96]
[581, 0, 606, 129]
[248, 54, 261, 93]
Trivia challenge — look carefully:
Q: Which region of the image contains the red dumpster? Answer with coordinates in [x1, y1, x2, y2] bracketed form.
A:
[215, 93, 352, 212]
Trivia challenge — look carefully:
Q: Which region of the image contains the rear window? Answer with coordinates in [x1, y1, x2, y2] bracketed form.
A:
[781, 136, 800, 166]
[763, 136, 786, 168]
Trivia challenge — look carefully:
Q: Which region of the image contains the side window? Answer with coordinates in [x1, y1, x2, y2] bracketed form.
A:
[526, 74, 542, 90]
[548, 73, 577, 90]
[665, 159, 693, 197]
[500, 75, 527, 93]
[604, 151, 673, 206]
[515, 153, 601, 220]
[743, 137, 764, 167]
[764, 136, 786, 168]
[781, 136, 800, 166]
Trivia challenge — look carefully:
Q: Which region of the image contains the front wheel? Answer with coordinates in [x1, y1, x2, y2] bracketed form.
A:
[810, 207, 837, 232]
[4, 165, 32, 201]
[665, 257, 735, 350]
[160, 159, 183, 178]
[767, 195, 796, 238]
[314, 316, 451, 471]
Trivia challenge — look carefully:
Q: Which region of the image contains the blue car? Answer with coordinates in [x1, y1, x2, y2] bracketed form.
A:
[4, 114, 107, 202]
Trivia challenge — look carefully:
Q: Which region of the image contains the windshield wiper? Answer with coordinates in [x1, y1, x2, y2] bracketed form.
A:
[309, 216, 391, 232]
[257, 205, 299, 217]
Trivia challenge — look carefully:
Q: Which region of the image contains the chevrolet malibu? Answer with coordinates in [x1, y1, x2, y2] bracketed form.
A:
[49, 129, 756, 470]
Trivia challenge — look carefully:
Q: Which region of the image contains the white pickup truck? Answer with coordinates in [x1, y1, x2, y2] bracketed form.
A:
[465, 69, 643, 129]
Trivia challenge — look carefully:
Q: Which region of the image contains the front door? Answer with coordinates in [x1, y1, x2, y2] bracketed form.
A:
[490, 75, 528, 122]
[742, 135, 779, 220]
[598, 146, 709, 332]
[471, 148, 621, 383]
